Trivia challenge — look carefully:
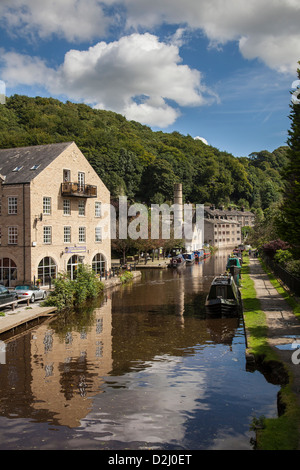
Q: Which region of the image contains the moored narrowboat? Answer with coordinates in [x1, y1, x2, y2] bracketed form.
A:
[183, 252, 195, 264]
[226, 256, 242, 284]
[205, 274, 241, 317]
[194, 250, 204, 261]
[168, 254, 186, 268]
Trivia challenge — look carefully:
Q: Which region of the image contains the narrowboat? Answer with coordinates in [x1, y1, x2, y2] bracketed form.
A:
[194, 250, 204, 261]
[205, 274, 241, 317]
[168, 254, 186, 268]
[183, 252, 195, 264]
[226, 256, 242, 284]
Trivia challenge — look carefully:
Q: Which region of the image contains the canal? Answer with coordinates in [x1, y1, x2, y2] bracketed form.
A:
[0, 251, 280, 450]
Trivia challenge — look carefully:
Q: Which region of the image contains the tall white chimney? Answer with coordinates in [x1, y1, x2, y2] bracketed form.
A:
[174, 183, 183, 239]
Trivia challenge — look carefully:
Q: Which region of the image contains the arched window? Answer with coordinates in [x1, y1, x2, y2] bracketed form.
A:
[67, 255, 82, 280]
[0, 258, 17, 287]
[92, 253, 106, 276]
[38, 257, 57, 285]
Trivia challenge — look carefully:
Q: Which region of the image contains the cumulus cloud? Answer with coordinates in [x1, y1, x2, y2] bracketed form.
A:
[0, 33, 216, 127]
[1, 1, 299, 73]
[0, 0, 110, 41]
[122, 0, 300, 73]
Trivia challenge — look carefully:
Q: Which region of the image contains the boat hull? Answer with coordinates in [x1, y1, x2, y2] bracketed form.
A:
[205, 273, 241, 318]
[205, 298, 241, 317]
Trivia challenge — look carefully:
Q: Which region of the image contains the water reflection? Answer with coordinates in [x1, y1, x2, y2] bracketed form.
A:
[0, 251, 280, 449]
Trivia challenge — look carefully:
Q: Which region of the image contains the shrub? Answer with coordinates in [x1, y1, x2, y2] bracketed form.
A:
[43, 265, 104, 311]
[285, 260, 300, 279]
[43, 272, 75, 310]
[274, 249, 293, 266]
[119, 271, 134, 284]
[74, 264, 104, 304]
[263, 239, 291, 258]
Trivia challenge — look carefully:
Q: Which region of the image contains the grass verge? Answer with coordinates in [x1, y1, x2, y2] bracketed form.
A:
[240, 254, 300, 450]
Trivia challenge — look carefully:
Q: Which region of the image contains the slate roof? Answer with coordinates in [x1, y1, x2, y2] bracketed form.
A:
[0, 142, 73, 184]
[204, 205, 254, 218]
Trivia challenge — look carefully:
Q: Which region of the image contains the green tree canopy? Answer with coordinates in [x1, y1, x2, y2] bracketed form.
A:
[277, 62, 300, 254]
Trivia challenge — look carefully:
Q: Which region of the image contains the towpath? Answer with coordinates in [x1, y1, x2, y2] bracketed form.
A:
[248, 256, 300, 401]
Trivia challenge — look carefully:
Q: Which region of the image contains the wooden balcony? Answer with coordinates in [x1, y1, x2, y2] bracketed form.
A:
[61, 182, 97, 198]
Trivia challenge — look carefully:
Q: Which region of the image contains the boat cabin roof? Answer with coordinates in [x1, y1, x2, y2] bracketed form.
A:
[212, 275, 232, 285]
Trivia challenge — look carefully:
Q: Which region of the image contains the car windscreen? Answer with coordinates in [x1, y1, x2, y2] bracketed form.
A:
[15, 286, 31, 290]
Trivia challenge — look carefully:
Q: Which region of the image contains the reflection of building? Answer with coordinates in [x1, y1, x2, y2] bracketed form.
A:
[30, 298, 112, 427]
[0, 142, 110, 286]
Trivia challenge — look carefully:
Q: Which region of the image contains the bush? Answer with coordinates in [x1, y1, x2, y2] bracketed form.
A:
[74, 264, 104, 304]
[119, 271, 134, 283]
[43, 272, 75, 310]
[263, 239, 291, 258]
[43, 265, 104, 311]
[274, 249, 293, 266]
[285, 260, 300, 279]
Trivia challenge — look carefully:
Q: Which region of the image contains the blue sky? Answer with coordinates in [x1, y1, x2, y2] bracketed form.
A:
[0, 0, 299, 157]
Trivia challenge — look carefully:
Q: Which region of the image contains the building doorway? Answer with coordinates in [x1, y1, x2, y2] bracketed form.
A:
[67, 255, 82, 280]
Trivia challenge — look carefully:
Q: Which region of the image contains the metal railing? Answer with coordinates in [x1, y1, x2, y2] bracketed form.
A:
[61, 182, 97, 197]
[263, 255, 300, 296]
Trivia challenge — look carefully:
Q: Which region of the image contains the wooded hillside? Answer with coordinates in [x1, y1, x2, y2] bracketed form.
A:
[0, 95, 288, 210]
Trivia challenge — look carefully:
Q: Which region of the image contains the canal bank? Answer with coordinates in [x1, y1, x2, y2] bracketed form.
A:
[0, 271, 142, 337]
[241, 255, 300, 450]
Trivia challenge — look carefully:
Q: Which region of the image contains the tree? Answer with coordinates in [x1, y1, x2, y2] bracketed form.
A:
[277, 62, 300, 254]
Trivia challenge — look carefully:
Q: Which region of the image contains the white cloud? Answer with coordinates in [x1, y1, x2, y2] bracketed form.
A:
[194, 136, 209, 145]
[0, 0, 109, 41]
[1, 1, 299, 74]
[122, 0, 300, 74]
[0, 52, 56, 86]
[0, 33, 216, 127]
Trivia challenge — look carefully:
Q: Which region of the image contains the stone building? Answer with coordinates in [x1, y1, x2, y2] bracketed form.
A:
[204, 218, 242, 248]
[204, 205, 255, 227]
[0, 142, 110, 286]
[203, 205, 255, 248]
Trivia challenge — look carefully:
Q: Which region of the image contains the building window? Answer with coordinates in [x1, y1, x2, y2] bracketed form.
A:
[95, 226, 102, 242]
[92, 253, 106, 276]
[63, 199, 71, 215]
[63, 169, 71, 182]
[43, 197, 51, 215]
[79, 226, 86, 243]
[8, 197, 17, 214]
[78, 200, 85, 216]
[38, 257, 57, 285]
[78, 172, 85, 190]
[95, 202, 102, 217]
[8, 227, 18, 244]
[64, 226, 71, 243]
[0, 258, 17, 287]
[31, 164, 40, 170]
[43, 226, 52, 244]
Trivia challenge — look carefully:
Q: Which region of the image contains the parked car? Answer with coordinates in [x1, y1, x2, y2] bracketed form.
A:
[0, 285, 17, 305]
[14, 285, 47, 303]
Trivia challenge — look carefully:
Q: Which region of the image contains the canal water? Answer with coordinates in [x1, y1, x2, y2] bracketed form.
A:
[0, 251, 280, 450]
